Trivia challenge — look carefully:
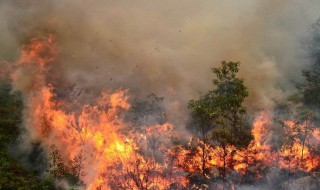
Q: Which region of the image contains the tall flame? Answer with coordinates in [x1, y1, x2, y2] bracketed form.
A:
[11, 35, 186, 189]
[9, 34, 320, 189]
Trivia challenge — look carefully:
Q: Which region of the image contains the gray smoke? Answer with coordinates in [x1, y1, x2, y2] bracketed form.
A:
[1, 1, 320, 189]
[0, 0, 320, 124]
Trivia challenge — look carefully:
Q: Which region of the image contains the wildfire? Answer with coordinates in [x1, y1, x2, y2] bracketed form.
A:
[19, 34, 56, 68]
[9, 34, 320, 189]
[12, 35, 186, 189]
[173, 112, 319, 182]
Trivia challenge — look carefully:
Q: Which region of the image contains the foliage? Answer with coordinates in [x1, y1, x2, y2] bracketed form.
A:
[0, 81, 54, 190]
[187, 61, 253, 181]
[0, 151, 53, 190]
[0, 82, 22, 148]
[189, 61, 252, 149]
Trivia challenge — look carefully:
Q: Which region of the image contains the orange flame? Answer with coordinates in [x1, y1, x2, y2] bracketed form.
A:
[174, 112, 319, 179]
[10, 34, 320, 189]
[12, 35, 186, 189]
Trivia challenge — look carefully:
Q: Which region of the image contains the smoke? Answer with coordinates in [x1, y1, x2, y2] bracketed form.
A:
[1, 0, 320, 181]
[0, 0, 319, 115]
[307, 17, 320, 69]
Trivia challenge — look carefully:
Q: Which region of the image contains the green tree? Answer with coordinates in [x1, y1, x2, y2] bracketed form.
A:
[188, 61, 253, 180]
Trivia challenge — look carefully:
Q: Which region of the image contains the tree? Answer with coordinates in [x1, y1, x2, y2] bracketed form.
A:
[275, 65, 320, 174]
[298, 17, 320, 108]
[188, 61, 253, 180]
[296, 70, 320, 108]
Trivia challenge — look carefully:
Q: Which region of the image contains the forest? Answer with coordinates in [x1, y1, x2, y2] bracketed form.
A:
[0, 1, 320, 190]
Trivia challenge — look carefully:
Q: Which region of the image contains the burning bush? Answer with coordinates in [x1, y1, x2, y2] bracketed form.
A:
[2, 34, 319, 190]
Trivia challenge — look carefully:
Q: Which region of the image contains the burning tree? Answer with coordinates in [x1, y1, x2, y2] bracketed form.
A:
[2, 32, 320, 190]
[185, 61, 253, 185]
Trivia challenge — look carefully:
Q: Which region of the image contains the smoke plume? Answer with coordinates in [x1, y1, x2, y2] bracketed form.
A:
[1, 1, 320, 189]
[0, 0, 319, 113]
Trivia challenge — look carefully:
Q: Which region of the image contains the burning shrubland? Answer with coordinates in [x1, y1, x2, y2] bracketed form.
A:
[1, 1, 320, 190]
[1, 34, 318, 189]
[8, 35, 187, 189]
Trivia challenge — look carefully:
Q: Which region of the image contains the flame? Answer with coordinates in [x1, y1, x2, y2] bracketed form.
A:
[19, 34, 56, 68]
[12, 35, 186, 189]
[174, 112, 320, 180]
[9, 34, 320, 189]
[277, 120, 320, 172]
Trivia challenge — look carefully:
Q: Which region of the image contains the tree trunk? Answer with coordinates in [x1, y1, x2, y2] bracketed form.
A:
[223, 145, 227, 181]
[202, 142, 206, 178]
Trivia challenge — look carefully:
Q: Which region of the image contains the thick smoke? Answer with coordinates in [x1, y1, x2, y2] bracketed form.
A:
[1, 0, 320, 114]
[1, 1, 320, 189]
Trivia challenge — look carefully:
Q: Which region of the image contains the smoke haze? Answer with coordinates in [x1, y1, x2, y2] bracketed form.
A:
[1, 0, 320, 116]
[1, 1, 320, 189]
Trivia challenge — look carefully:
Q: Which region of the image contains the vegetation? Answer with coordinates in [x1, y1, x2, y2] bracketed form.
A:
[297, 70, 320, 108]
[0, 81, 53, 190]
[0, 60, 319, 189]
[188, 61, 253, 180]
[273, 65, 320, 175]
